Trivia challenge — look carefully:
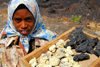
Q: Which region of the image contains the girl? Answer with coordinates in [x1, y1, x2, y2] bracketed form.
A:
[0, 0, 57, 67]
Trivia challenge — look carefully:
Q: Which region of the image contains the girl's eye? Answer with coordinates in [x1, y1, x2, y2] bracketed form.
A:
[14, 18, 22, 23]
[25, 17, 34, 22]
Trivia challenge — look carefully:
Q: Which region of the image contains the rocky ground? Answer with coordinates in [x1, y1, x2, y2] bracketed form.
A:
[0, 0, 100, 35]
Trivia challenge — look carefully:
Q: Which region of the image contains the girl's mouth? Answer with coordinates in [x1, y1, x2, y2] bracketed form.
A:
[20, 30, 28, 35]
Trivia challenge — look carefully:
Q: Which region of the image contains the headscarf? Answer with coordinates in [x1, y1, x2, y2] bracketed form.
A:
[0, 0, 57, 52]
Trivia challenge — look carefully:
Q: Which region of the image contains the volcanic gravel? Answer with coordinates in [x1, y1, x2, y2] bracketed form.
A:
[37, 0, 100, 22]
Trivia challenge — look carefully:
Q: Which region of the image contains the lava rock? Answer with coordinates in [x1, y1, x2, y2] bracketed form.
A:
[87, 37, 98, 48]
[86, 46, 94, 54]
[75, 44, 87, 53]
[67, 27, 99, 58]
[93, 38, 99, 45]
[94, 49, 100, 57]
[65, 41, 77, 49]
[73, 53, 90, 61]
[96, 42, 100, 50]
[69, 27, 87, 45]
[97, 42, 100, 46]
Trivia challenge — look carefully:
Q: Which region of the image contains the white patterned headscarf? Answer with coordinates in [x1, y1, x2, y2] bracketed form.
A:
[0, 0, 57, 52]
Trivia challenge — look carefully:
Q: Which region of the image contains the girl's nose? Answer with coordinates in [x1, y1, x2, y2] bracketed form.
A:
[21, 21, 27, 29]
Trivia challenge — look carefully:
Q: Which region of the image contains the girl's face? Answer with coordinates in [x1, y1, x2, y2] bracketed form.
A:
[13, 9, 35, 36]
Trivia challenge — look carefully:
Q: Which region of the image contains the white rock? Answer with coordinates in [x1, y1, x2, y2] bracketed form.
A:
[36, 63, 44, 67]
[31, 62, 37, 67]
[49, 56, 60, 66]
[49, 45, 56, 52]
[65, 46, 74, 55]
[29, 58, 37, 65]
[56, 39, 65, 48]
[39, 54, 48, 63]
[46, 51, 53, 58]
[61, 58, 69, 63]
[36, 64, 52, 67]
[60, 62, 72, 67]
[55, 48, 66, 58]
[73, 62, 81, 67]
